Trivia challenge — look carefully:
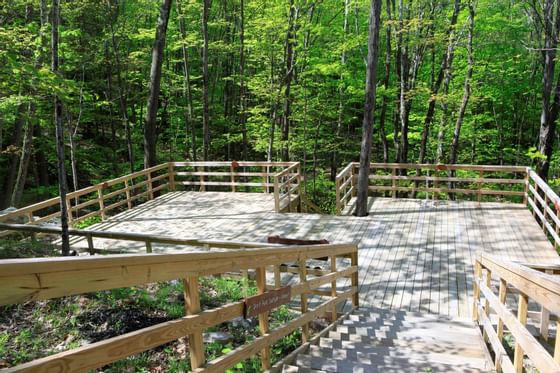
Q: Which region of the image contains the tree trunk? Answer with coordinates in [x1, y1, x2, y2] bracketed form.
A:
[331, 0, 350, 180]
[418, 0, 460, 164]
[11, 103, 34, 207]
[177, 0, 196, 161]
[239, 0, 248, 160]
[355, 0, 382, 217]
[536, 0, 560, 180]
[1, 104, 25, 209]
[144, 0, 173, 169]
[378, 0, 392, 163]
[281, 0, 297, 162]
[202, 0, 210, 161]
[52, 0, 70, 256]
[449, 0, 474, 165]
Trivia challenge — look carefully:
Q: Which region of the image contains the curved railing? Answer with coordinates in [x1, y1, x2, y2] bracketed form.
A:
[0, 242, 358, 372]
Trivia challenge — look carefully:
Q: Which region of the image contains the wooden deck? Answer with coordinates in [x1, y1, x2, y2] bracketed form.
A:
[74, 191, 559, 318]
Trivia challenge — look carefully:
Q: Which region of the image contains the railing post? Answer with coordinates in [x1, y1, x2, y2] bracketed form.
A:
[513, 291, 529, 373]
[168, 163, 176, 191]
[391, 168, 397, 198]
[335, 177, 341, 215]
[330, 255, 337, 321]
[496, 278, 507, 341]
[86, 233, 94, 254]
[298, 259, 309, 343]
[540, 269, 553, 341]
[472, 260, 482, 322]
[256, 267, 271, 369]
[273, 174, 280, 213]
[262, 166, 268, 193]
[352, 163, 358, 197]
[351, 251, 359, 308]
[145, 241, 152, 253]
[199, 166, 206, 192]
[555, 320, 560, 364]
[97, 186, 106, 220]
[296, 163, 302, 212]
[124, 179, 132, 210]
[147, 172, 154, 200]
[477, 170, 483, 204]
[230, 163, 236, 192]
[482, 268, 492, 341]
[184, 276, 205, 370]
[533, 183, 539, 218]
[523, 168, 529, 205]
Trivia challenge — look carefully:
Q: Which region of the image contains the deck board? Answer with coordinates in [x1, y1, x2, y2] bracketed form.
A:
[73, 191, 559, 317]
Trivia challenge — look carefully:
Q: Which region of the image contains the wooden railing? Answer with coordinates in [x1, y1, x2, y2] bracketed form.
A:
[0, 163, 171, 235]
[0, 223, 281, 254]
[526, 169, 560, 249]
[0, 162, 302, 235]
[0, 242, 359, 372]
[473, 254, 560, 373]
[335, 162, 528, 214]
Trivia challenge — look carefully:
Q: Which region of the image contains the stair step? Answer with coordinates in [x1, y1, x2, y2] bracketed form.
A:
[346, 311, 475, 329]
[281, 364, 327, 373]
[332, 322, 480, 344]
[318, 336, 487, 358]
[296, 352, 489, 373]
[341, 317, 479, 335]
[307, 344, 491, 371]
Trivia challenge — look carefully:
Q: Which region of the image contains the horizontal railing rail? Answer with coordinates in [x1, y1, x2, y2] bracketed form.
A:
[335, 162, 529, 214]
[0, 242, 359, 372]
[473, 254, 560, 373]
[0, 223, 280, 254]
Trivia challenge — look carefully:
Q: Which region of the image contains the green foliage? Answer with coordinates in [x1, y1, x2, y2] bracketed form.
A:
[73, 215, 101, 229]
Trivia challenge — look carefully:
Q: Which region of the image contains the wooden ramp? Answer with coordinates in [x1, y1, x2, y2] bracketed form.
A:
[72, 192, 559, 318]
[281, 307, 493, 372]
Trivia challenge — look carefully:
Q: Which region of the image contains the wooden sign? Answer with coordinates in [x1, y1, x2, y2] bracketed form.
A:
[244, 286, 291, 318]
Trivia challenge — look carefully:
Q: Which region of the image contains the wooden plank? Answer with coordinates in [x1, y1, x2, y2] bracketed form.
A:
[255, 267, 271, 369]
[184, 276, 205, 370]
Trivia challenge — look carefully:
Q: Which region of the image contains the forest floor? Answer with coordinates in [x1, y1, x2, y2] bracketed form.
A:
[0, 239, 313, 372]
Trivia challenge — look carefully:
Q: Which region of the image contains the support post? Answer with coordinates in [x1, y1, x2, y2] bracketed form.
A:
[256, 267, 271, 369]
[184, 276, 204, 370]
[472, 260, 482, 322]
[124, 179, 132, 210]
[335, 177, 341, 215]
[523, 168, 529, 205]
[477, 170, 483, 204]
[496, 278, 507, 341]
[513, 292, 528, 373]
[330, 255, 337, 321]
[168, 163, 176, 191]
[298, 259, 309, 343]
[351, 251, 359, 308]
[391, 168, 397, 198]
[97, 186, 106, 220]
[147, 172, 154, 200]
[230, 164, 236, 192]
[274, 174, 280, 213]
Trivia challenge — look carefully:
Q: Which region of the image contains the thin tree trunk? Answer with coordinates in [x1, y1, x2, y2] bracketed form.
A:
[418, 0, 460, 164]
[239, 0, 248, 160]
[449, 0, 474, 165]
[281, 0, 297, 162]
[355, 0, 382, 217]
[1, 104, 25, 209]
[378, 0, 392, 163]
[106, 0, 134, 173]
[177, 0, 195, 160]
[52, 0, 70, 255]
[11, 103, 34, 207]
[202, 0, 210, 161]
[144, 0, 173, 168]
[536, 0, 560, 179]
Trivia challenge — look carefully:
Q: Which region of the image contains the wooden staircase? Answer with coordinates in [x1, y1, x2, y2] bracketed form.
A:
[281, 307, 493, 373]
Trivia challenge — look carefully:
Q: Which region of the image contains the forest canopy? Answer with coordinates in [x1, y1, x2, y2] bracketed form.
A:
[0, 0, 558, 209]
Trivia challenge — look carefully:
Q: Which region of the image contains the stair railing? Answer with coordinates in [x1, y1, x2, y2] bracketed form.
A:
[473, 253, 560, 373]
[0, 242, 359, 372]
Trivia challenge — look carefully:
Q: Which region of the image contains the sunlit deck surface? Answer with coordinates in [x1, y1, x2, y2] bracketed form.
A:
[75, 191, 559, 318]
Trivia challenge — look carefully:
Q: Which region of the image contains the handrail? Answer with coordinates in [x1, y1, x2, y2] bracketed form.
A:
[0, 223, 280, 253]
[526, 169, 560, 249]
[0, 242, 359, 372]
[473, 254, 560, 373]
[335, 162, 529, 214]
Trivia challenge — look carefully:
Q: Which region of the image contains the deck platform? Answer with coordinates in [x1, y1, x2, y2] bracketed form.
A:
[75, 191, 559, 318]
